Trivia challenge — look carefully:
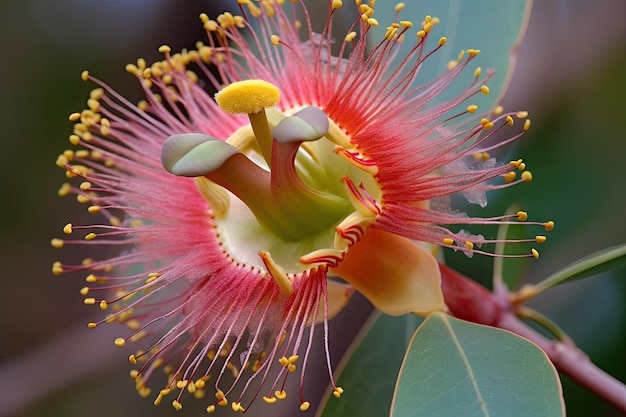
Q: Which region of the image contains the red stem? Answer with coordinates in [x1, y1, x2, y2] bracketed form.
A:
[439, 264, 626, 413]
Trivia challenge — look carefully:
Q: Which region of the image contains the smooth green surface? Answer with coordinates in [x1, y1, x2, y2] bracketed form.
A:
[392, 312, 564, 417]
[493, 205, 530, 290]
[371, 0, 530, 110]
[316, 313, 423, 417]
[531, 243, 626, 294]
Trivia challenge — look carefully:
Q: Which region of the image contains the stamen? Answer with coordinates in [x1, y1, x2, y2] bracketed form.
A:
[214, 80, 280, 164]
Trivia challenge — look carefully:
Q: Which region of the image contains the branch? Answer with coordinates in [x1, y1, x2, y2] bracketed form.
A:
[439, 264, 626, 412]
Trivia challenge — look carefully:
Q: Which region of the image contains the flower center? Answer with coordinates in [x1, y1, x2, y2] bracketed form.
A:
[162, 80, 375, 252]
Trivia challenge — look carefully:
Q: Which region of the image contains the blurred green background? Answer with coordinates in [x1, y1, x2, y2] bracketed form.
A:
[0, 1, 624, 416]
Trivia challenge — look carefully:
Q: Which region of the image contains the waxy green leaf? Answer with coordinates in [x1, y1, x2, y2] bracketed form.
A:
[518, 243, 626, 299]
[391, 312, 565, 417]
[371, 0, 531, 110]
[316, 312, 423, 417]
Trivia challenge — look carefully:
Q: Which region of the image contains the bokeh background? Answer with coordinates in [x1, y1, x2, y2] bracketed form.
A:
[0, 1, 624, 416]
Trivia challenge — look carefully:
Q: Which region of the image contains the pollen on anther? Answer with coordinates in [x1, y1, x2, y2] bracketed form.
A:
[543, 221, 555, 231]
[480, 85, 490, 95]
[51, 238, 64, 249]
[523, 119, 531, 131]
[158, 45, 171, 54]
[521, 171, 532, 182]
[114, 337, 126, 347]
[271, 35, 281, 46]
[532, 248, 540, 259]
[535, 235, 547, 243]
[300, 402, 311, 411]
[275, 390, 287, 400]
[466, 104, 478, 113]
[438, 37, 447, 46]
[172, 400, 183, 411]
[344, 31, 357, 42]
[85, 232, 97, 241]
[465, 241, 474, 251]
[517, 211, 528, 221]
[81, 70, 89, 81]
[443, 238, 454, 245]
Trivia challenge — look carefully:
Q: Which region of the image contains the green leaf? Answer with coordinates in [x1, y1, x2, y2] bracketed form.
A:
[370, 0, 531, 110]
[316, 312, 423, 417]
[493, 204, 530, 290]
[520, 243, 626, 298]
[391, 312, 565, 417]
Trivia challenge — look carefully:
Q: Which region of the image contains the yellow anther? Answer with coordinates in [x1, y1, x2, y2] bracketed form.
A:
[129, 354, 137, 365]
[543, 221, 555, 231]
[523, 119, 531, 131]
[506, 115, 514, 125]
[172, 400, 182, 411]
[85, 232, 97, 241]
[158, 45, 171, 54]
[503, 171, 517, 183]
[84, 298, 96, 305]
[69, 112, 81, 122]
[215, 80, 280, 115]
[516, 110, 528, 119]
[160, 388, 171, 396]
[467, 48, 481, 57]
[443, 238, 454, 245]
[176, 380, 188, 389]
[517, 211, 528, 221]
[199, 12, 209, 23]
[154, 393, 163, 406]
[79, 181, 91, 191]
[187, 380, 197, 394]
[344, 31, 357, 42]
[521, 171, 532, 182]
[51, 238, 64, 249]
[331, 0, 343, 9]
[99, 300, 108, 310]
[438, 37, 447, 46]
[535, 235, 547, 243]
[288, 363, 297, 373]
[466, 104, 478, 113]
[69, 134, 81, 145]
[278, 356, 289, 367]
[417, 30, 426, 38]
[76, 194, 91, 204]
[367, 18, 379, 26]
[474, 67, 482, 78]
[300, 401, 311, 411]
[86, 274, 98, 283]
[80, 286, 89, 296]
[483, 122, 494, 130]
[423, 22, 432, 32]
[481, 85, 490, 95]
[231, 402, 245, 412]
[333, 387, 343, 398]
[88, 205, 101, 214]
[275, 390, 287, 400]
[494, 105, 504, 115]
[260, 251, 294, 297]
[81, 70, 89, 81]
[518, 162, 526, 171]
[206, 404, 216, 413]
[217, 397, 228, 407]
[263, 396, 277, 404]
[130, 369, 139, 380]
[114, 337, 126, 347]
[510, 159, 523, 168]
[214, 389, 225, 400]
[395, 2, 405, 12]
[87, 322, 97, 329]
[465, 241, 474, 251]
[532, 248, 540, 259]
[271, 35, 281, 46]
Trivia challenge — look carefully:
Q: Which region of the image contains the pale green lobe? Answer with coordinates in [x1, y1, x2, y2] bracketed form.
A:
[272, 106, 330, 143]
[161, 133, 240, 177]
